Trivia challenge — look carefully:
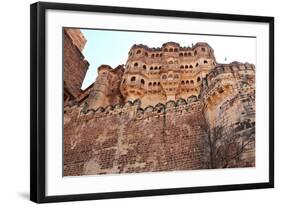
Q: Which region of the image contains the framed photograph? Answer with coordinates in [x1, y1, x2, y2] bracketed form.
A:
[30, 1, 274, 203]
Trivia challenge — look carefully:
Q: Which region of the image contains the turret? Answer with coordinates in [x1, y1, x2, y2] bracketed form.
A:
[87, 65, 113, 109]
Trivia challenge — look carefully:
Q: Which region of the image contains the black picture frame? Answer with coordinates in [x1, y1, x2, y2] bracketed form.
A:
[30, 1, 274, 203]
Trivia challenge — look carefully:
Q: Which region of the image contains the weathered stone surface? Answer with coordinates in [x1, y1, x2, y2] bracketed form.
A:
[63, 32, 255, 176]
[63, 28, 89, 102]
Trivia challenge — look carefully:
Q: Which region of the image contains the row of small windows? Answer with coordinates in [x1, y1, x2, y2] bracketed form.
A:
[164, 48, 179, 52]
[180, 65, 194, 69]
[180, 77, 201, 85]
[130, 47, 207, 57]
[149, 82, 161, 86]
[129, 76, 161, 87]
[125, 76, 200, 86]
[151, 53, 162, 58]
[132, 60, 207, 70]
[133, 63, 162, 70]
[162, 74, 180, 79]
[179, 60, 208, 69]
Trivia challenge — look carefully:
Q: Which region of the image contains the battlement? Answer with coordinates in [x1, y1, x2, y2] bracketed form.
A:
[64, 38, 256, 176]
[65, 95, 203, 121]
[128, 42, 215, 58]
[200, 62, 255, 109]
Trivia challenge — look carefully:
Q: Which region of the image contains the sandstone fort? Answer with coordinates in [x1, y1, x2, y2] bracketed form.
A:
[63, 28, 255, 176]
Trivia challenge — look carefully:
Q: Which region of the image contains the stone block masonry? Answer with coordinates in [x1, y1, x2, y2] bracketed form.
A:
[63, 31, 256, 176]
[64, 98, 209, 176]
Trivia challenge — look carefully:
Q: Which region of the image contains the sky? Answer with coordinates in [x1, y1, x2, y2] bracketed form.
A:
[80, 29, 256, 89]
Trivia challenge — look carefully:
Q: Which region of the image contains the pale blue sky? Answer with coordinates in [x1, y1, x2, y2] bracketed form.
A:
[81, 29, 256, 89]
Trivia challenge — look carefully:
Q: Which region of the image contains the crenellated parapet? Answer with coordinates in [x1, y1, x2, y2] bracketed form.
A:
[66, 95, 203, 123]
[200, 62, 255, 128]
[201, 62, 255, 108]
[64, 38, 256, 175]
[127, 42, 216, 63]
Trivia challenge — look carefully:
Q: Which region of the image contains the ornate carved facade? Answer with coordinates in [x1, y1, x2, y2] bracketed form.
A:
[63, 29, 255, 176]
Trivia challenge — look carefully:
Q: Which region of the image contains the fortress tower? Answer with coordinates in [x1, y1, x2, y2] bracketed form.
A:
[120, 42, 217, 107]
[63, 37, 256, 175]
[86, 64, 125, 109]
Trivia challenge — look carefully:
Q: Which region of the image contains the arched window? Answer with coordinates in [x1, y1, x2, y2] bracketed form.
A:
[149, 82, 152, 86]
[162, 75, 167, 79]
[134, 62, 138, 67]
[190, 80, 194, 84]
[158, 82, 160, 86]
[131, 76, 136, 81]
[156, 53, 159, 57]
[168, 74, 173, 78]
[174, 74, 179, 79]
[164, 48, 168, 52]
[189, 65, 193, 68]
[160, 53, 163, 57]
[145, 52, 148, 57]
[186, 80, 189, 84]
[197, 77, 201, 82]
[151, 54, 155, 58]
[179, 53, 183, 57]
[184, 52, 187, 56]
[196, 63, 199, 67]
[143, 65, 146, 70]
[150, 66, 153, 70]
[136, 49, 141, 54]
[185, 65, 188, 69]
[169, 48, 173, 52]
[194, 50, 197, 55]
[204, 60, 208, 64]
[174, 48, 178, 52]
[188, 52, 192, 56]
[181, 80, 184, 84]
[154, 66, 158, 70]
[201, 47, 206, 52]
[159, 66, 162, 70]
[180, 65, 184, 69]
[153, 82, 157, 86]
[141, 79, 145, 85]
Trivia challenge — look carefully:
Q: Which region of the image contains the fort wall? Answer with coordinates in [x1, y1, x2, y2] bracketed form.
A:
[63, 34, 256, 175]
[64, 98, 209, 176]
